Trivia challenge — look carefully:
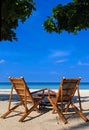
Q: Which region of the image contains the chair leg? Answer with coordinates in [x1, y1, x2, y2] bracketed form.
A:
[48, 97, 57, 113]
[48, 97, 67, 124]
[57, 110, 68, 124]
[52, 109, 56, 114]
[34, 107, 40, 113]
[1, 110, 12, 119]
[77, 87, 82, 111]
[71, 103, 88, 122]
[1, 102, 23, 119]
[19, 101, 42, 122]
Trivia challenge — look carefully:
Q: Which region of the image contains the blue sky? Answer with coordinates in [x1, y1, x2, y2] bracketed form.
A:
[0, 0, 89, 82]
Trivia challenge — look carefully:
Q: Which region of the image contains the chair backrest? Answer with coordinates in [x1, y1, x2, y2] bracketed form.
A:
[57, 77, 81, 102]
[9, 77, 35, 104]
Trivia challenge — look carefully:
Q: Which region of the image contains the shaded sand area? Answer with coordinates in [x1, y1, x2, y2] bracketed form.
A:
[0, 90, 89, 130]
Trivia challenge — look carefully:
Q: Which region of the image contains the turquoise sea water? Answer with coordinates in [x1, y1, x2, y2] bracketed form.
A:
[0, 82, 89, 90]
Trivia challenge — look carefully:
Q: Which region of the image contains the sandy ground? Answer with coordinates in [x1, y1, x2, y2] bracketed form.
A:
[0, 90, 89, 130]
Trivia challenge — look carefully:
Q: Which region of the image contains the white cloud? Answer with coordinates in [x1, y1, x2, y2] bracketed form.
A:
[78, 61, 82, 65]
[0, 59, 5, 64]
[50, 50, 69, 58]
[51, 71, 59, 75]
[55, 59, 67, 64]
[78, 61, 89, 66]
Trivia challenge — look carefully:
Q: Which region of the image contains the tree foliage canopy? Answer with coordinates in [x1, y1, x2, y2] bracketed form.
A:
[1, 0, 89, 42]
[1, 0, 36, 41]
[43, 0, 89, 34]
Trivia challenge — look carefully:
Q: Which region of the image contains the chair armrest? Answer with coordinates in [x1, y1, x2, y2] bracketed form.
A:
[31, 88, 48, 98]
[48, 89, 57, 97]
[31, 88, 48, 94]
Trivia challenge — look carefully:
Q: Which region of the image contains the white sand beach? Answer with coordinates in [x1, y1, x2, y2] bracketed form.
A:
[0, 90, 89, 130]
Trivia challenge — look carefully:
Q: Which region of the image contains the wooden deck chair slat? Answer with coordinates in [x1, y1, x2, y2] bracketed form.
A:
[1, 77, 46, 122]
[48, 77, 88, 124]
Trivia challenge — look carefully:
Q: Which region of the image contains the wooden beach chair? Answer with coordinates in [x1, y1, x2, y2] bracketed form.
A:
[48, 77, 88, 124]
[1, 77, 46, 122]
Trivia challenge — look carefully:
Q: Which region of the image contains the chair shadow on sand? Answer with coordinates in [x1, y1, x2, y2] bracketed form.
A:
[0, 93, 52, 122]
[73, 95, 89, 111]
[0, 94, 19, 101]
[0, 93, 89, 115]
[64, 112, 89, 130]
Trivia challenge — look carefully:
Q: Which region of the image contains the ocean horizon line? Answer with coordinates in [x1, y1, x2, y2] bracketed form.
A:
[0, 82, 89, 90]
[0, 81, 89, 84]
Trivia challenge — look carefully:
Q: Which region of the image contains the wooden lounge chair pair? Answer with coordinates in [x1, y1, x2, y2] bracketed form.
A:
[48, 77, 88, 124]
[1, 77, 47, 122]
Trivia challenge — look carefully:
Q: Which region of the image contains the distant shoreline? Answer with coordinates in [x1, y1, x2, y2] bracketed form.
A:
[0, 89, 89, 93]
